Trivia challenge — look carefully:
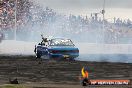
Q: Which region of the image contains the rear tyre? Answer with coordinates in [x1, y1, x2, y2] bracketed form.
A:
[69, 58, 75, 61]
[41, 55, 50, 60]
[36, 53, 41, 58]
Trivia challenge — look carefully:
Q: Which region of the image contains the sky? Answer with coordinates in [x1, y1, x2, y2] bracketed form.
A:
[32, 0, 132, 20]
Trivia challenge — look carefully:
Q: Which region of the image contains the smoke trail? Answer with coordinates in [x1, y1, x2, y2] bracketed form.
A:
[1, 0, 132, 63]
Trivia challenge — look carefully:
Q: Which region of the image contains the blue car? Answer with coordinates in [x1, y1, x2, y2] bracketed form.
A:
[34, 38, 79, 60]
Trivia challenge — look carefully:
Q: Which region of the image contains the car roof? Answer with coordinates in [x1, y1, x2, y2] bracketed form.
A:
[48, 37, 70, 40]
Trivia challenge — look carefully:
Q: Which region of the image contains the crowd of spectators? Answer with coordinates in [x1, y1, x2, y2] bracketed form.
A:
[0, 0, 15, 29]
[0, 0, 32, 29]
[0, 0, 132, 43]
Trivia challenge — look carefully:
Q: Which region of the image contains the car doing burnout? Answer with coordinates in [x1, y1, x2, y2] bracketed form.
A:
[34, 38, 79, 60]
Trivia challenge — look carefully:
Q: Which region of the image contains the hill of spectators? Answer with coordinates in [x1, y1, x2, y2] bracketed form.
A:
[0, 0, 132, 43]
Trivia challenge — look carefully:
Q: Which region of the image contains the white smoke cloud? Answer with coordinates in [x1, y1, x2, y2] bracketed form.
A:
[32, 0, 132, 8]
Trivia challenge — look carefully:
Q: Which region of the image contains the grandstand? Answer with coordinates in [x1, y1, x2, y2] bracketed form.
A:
[0, 0, 132, 43]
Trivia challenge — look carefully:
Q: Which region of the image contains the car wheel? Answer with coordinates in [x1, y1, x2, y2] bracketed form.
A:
[36, 53, 41, 58]
[41, 55, 50, 60]
[69, 58, 75, 61]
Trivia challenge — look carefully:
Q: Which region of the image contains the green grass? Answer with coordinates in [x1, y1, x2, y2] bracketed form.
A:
[0, 84, 28, 88]
[0, 84, 131, 88]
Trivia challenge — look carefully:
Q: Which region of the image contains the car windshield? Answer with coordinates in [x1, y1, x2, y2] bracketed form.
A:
[50, 38, 74, 46]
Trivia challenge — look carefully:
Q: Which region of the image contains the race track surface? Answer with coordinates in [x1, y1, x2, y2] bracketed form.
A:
[0, 55, 132, 88]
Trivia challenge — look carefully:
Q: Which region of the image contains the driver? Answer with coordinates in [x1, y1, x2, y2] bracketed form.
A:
[41, 35, 48, 46]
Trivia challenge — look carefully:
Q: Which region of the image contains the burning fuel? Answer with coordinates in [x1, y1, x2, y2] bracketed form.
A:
[81, 67, 91, 86]
[80, 67, 130, 86]
[81, 67, 89, 78]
